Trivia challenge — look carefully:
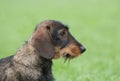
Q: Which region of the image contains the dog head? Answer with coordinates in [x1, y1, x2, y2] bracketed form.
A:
[30, 20, 86, 59]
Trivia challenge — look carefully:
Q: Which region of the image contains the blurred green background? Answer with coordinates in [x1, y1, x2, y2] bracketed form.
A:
[0, 0, 120, 81]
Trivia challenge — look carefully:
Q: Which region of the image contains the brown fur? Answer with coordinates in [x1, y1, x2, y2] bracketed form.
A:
[0, 20, 86, 81]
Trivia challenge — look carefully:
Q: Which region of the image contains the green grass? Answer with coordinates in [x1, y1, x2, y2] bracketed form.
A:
[0, 0, 120, 81]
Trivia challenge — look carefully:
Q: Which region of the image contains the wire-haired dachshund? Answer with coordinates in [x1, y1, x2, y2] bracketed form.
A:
[0, 20, 86, 81]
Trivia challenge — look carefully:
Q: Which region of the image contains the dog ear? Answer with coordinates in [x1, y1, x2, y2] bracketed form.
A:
[32, 25, 55, 59]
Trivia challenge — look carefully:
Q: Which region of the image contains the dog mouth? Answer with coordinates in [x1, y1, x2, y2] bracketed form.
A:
[62, 53, 75, 62]
[63, 53, 70, 58]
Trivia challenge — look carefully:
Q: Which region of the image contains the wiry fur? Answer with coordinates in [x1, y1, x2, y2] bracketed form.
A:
[0, 44, 54, 81]
[0, 20, 86, 81]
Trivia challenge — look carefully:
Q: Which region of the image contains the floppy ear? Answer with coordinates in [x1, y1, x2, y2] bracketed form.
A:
[32, 26, 55, 59]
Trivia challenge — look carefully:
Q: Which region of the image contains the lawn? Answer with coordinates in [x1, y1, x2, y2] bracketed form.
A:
[0, 0, 120, 81]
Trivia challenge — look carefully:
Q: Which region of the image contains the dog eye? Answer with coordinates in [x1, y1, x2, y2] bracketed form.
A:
[60, 31, 65, 36]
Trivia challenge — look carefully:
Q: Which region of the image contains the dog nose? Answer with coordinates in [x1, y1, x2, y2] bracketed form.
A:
[80, 46, 86, 53]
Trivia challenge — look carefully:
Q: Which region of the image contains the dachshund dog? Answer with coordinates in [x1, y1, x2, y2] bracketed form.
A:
[0, 20, 86, 81]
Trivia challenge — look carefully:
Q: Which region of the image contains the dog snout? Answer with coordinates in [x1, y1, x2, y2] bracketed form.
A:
[80, 46, 86, 53]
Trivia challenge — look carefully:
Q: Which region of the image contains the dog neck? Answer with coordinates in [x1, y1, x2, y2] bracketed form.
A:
[12, 43, 53, 80]
[13, 43, 52, 68]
